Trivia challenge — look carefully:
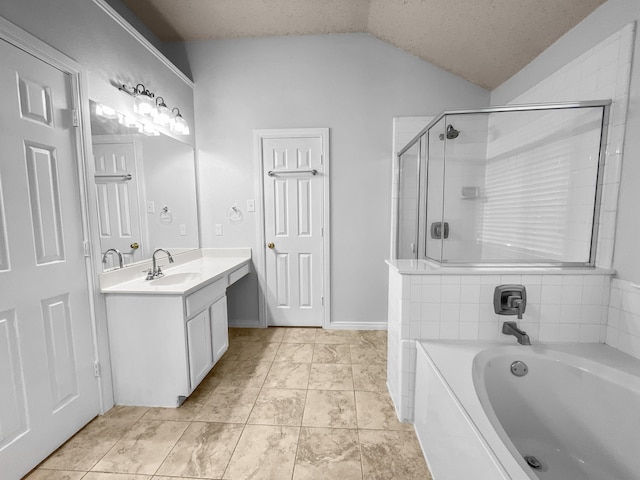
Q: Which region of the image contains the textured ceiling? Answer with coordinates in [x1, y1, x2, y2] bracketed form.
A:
[121, 0, 606, 90]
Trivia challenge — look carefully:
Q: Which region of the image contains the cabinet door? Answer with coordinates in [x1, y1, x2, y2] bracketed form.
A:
[186, 309, 214, 389]
[210, 295, 229, 363]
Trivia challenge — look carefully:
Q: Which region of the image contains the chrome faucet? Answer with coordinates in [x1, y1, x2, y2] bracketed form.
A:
[502, 321, 531, 346]
[146, 248, 174, 280]
[102, 248, 124, 269]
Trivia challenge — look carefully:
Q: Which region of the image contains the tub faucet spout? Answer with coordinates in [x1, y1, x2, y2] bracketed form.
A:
[502, 321, 531, 346]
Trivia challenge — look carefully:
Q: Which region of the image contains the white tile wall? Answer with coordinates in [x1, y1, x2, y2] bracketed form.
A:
[509, 23, 635, 269]
[606, 279, 640, 360]
[387, 268, 612, 420]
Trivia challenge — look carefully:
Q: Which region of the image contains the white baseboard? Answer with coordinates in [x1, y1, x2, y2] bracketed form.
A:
[326, 322, 388, 331]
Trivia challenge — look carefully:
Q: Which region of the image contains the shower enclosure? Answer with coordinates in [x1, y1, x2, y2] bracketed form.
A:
[396, 101, 610, 265]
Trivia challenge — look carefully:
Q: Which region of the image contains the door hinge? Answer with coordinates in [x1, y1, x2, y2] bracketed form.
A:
[72, 109, 79, 127]
[321, 296, 324, 306]
[94, 361, 101, 377]
[320, 154, 324, 164]
[321, 227, 324, 237]
[83, 240, 91, 257]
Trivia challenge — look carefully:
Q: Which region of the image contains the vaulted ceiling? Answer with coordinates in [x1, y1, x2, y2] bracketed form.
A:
[121, 0, 606, 90]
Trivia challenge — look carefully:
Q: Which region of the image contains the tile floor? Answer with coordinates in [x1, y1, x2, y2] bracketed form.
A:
[26, 328, 431, 480]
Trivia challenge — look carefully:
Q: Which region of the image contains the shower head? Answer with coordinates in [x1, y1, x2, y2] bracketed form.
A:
[446, 124, 460, 139]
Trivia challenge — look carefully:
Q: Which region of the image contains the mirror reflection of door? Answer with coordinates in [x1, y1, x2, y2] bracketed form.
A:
[92, 139, 145, 267]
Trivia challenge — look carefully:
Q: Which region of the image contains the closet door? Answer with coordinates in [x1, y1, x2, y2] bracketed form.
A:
[0, 37, 100, 479]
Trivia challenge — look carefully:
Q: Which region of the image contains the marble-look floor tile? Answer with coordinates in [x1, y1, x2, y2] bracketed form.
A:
[195, 386, 260, 423]
[83, 473, 152, 480]
[156, 422, 243, 478]
[263, 362, 311, 389]
[274, 343, 314, 363]
[215, 360, 271, 388]
[40, 417, 135, 470]
[359, 430, 431, 480]
[355, 391, 412, 430]
[223, 425, 299, 480]
[315, 329, 351, 344]
[152, 477, 201, 480]
[92, 420, 189, 475]
[210, 352, 239, 375]
[308, 364, 354, 390]
[352, 364, 387, 392]
[312, 344, 351, 364]
[293, 427, 362, 480]
[102, 405, 149, 422]
[142, 384, 212, 422]
[23, 470, 85, 480]
[152, 477, 202, 480]
[350, 330, 387, 348]
[302, 390, 357, 428]
[350, 345, 386, 365]
[282, 327, 318, 343]
[230, 342, 280, 363]
[248, 388, 307, 426]
[229, 327, 285, 343]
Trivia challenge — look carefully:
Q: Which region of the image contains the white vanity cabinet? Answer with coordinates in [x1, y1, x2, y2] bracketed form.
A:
[103, 257, 249, 407]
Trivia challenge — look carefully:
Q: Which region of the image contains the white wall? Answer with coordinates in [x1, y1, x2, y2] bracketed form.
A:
[176, 33, 489, 327]
[491, 0, 640, 283]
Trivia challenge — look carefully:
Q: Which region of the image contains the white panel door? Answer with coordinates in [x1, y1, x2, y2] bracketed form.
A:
[93, 141, 143, 266]
[0, 38, 99, 479]
[262, 136, 325, 326]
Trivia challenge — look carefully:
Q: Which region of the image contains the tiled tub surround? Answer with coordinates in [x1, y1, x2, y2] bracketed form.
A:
[606, 278, 640, 359]
[28, 328, 431, 480]
[386, 260, 614, 421]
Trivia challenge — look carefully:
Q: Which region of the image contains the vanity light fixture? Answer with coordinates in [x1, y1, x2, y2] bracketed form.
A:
[170, 107, 190, 136]
[141, 123, 160, 136]
[118, 82, 189, 135]
[119, 83, 155, 116]
[95, 103, 117, 119]
[154, 96, 172, 126]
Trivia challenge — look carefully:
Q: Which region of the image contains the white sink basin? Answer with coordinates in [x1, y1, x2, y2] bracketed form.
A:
[150, 272, 201, 286]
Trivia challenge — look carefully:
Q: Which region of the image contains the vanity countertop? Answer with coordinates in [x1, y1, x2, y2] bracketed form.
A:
[100, 248, 251, 295]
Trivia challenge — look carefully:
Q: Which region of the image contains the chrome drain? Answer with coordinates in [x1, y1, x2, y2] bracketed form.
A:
[525, 455, 542, 470]
[511, 360, 528, 377]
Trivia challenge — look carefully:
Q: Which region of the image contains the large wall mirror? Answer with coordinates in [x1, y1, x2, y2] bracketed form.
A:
[89, 100, 199, 269]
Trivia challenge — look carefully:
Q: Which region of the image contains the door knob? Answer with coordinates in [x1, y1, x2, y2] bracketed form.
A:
[130, 242, 139, 249]
[267, 242, 275, 249]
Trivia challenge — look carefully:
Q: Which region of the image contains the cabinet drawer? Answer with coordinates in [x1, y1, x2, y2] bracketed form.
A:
[228, 262, 250, 285]
[185, 278, 225, 317]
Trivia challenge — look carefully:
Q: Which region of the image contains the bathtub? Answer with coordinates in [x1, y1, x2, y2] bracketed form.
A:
[413, 341, 640, 480]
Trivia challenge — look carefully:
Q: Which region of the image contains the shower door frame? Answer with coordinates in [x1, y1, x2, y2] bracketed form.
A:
[396, 100, 612, 267]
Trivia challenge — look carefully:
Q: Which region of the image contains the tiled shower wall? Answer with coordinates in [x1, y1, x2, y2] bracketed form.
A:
[387, 268, 613, 421]
[508, 23, 635, 269]
[606, 279, 640, 359]
[505, 23, 640, 359]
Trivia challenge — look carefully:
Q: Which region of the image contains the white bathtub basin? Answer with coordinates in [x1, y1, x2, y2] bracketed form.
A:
[414, 341, 640, 480]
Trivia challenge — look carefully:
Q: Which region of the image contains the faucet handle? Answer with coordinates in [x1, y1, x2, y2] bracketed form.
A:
[145, 268, 154, 281]
[155, 265, 164, 278]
